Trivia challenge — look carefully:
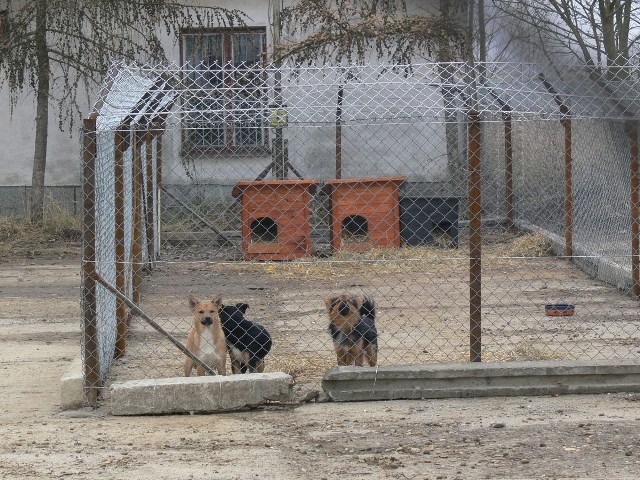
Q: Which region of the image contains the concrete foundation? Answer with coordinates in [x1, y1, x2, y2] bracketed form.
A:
[322, 360, 640, 402]
[60, 355, 84, 410]
[111, 372, 294, 415]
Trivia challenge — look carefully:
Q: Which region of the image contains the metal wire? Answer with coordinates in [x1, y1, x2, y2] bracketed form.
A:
[81, 61, 640, 403]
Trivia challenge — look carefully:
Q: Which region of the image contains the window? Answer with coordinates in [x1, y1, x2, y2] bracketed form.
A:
[181, 28, 268, 155]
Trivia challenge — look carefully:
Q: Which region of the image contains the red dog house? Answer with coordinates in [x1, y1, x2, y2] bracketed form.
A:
[324, 176, 406, 252]
[232, 180, 318, 261]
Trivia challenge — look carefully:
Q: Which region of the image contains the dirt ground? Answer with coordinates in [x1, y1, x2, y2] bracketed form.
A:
[3, 254, 640, 480]
[109, 242, 640, 390]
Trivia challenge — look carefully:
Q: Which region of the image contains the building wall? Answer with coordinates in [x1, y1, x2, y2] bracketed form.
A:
[0, 0, 446, 187]
[0, 89, 85, 186]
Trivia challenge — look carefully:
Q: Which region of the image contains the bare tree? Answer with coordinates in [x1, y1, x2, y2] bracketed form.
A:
[280, 0, 465, 65]
[491, 0, 640, 73]
[0, 1, 244, 223]
[280, 0, 465, 178]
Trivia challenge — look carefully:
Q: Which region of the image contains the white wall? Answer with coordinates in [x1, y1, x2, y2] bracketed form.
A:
[0, 0, 280, 187]
[0, 0, 447, 187]
[0, 89, 84, 186]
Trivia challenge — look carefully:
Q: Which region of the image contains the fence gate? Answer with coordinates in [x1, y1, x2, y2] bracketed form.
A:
[81, 61, 640, 404]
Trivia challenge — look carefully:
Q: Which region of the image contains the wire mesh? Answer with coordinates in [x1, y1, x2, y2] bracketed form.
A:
[81, 61, 640, 402]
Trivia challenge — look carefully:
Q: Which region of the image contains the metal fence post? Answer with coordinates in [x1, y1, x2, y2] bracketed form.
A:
[155, 126, 163, 252]
[468, 109, 482, 362]
[132, 130, 143, 306]
[82, 116, 100, 405]
[144, 130, 155, 265]
[503, 107, 514, 230]
[562, 117, 573, 257]
[114, 128, 128, 358]
[629, 120, 640, 299]
[539, 74, 573, 257]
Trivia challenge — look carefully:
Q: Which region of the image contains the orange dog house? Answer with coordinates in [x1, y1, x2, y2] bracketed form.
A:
[324, 176, 406, 252]
[232, 180, 318, 261]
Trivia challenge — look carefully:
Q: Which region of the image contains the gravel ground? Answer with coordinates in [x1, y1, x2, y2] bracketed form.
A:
[2, 256, 640, 479]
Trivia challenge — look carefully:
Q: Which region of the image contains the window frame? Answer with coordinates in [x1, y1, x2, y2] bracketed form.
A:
[179, 27, 269, 157]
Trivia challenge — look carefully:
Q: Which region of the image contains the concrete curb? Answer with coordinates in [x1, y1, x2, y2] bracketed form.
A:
[111, 372, 294, 415]
[60, 355, 85, 410]
[516, 220, 632, 292]
[322, 360, 640, 402]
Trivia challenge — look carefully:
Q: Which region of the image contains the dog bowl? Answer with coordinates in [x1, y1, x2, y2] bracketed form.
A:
[545, 304, 575, 316]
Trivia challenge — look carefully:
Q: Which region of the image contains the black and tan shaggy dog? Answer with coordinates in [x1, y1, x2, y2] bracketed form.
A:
[324, 293, 378, 367]
[218, 302, 272, 374]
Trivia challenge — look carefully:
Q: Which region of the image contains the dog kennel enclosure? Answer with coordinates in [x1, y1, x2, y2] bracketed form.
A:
[81, 61, 640, 404]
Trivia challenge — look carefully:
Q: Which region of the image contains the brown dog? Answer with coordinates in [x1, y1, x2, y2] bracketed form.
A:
[184, 294, 227, 376]
[324, 293, 378, 367]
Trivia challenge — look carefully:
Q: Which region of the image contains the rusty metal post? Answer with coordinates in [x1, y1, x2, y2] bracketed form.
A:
[629, 121, 640, 299]
[82, 116, 100, 406]
[144, 130, 155, 265]
[562, 118, 573, 257]
[468, 110, 482, 362]
[539, 73, 573, 258]
[156, 127, 163, 250]
[114, 128, 127, 358]
[335, 85, 344, 179]
[131, 131, 143, 306]
[503, 108, 514, 229]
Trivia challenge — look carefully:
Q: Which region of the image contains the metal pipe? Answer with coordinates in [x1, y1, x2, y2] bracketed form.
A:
[160, 186, 234, 246]
[82, 117, 100, 406]
[131, 132, 143, 306]
[468, 109, 482, 362]
[114, 129, 128, 359]
[144, 131, 155, 267]
[92, 272, 217, 376]
[538, 73, 573, 258]
[504, 109, 514, 229]
[562, 118, 573, 257]
[629, 121, 640, 299]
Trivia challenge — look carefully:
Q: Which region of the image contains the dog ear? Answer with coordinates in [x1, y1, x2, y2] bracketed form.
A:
[211, 293, 223, 307]
[359, 295, 376, 318]
[324, 295, 339, 310]
[188, 295, 200, 310]
[236, 303, 249, 313]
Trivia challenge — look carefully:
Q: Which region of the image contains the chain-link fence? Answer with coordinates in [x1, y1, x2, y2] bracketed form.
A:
[0, 186, 82, 218]
[81, 61, 640, 404]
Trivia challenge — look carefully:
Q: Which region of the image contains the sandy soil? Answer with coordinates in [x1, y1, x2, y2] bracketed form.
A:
[2, 256, 640, 479]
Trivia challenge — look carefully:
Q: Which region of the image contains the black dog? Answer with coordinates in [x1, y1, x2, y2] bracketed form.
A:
[218, 303, 272, 374]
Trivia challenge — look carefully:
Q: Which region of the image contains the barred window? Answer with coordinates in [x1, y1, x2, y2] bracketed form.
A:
[181, 28, 268, 155]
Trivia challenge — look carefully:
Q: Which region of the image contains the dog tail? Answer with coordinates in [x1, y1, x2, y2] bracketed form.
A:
[359, 296, 376, 323]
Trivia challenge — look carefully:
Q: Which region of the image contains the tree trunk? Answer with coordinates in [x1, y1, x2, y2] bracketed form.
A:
[438, 0, 463, 188]
[30, 0, 50, 224]
[478, 0, 486, 84]
[599, 0, 631, 79]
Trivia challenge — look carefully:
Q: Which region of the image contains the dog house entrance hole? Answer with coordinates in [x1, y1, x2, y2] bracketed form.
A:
[251, 217, 278, 242]
[342, 215, 369, 241]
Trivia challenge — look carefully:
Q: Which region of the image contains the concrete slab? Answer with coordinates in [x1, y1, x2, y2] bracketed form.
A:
[322, 360, 640, 402]
[60, 355, 85, 410]
[111, 372, 294, 415]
